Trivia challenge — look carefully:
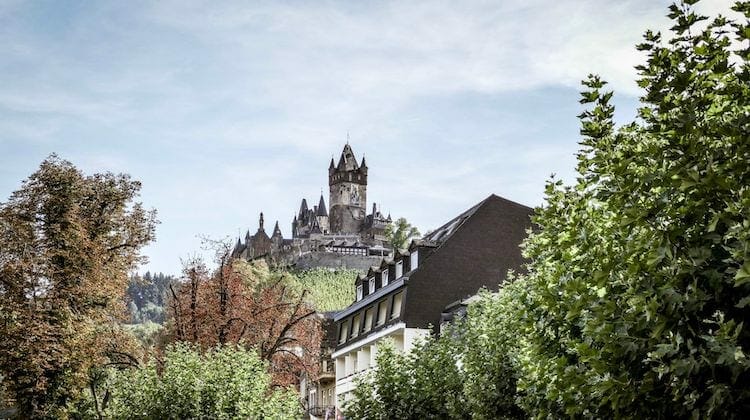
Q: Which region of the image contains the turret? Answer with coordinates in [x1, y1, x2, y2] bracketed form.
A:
[272, 221, 283, 244]
[298, 199, 308, 220]
[317, 194, 328, 217]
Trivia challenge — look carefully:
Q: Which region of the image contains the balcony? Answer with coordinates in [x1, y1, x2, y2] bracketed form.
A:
[318, 358, 335, 384]
[308, 405, 335, 418]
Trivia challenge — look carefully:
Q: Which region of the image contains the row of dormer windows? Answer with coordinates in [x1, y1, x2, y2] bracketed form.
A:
[354, 251, 417, 302]
[339, 291, 404, 344]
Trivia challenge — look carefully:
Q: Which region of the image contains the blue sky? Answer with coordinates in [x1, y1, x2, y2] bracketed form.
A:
[0, 0, 736, 275]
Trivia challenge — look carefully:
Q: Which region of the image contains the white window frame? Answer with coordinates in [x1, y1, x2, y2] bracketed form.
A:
[410, 250, 419, 270]
[368, 277, 375, 294]
[395, 261, 403, 279]
[356, 285, 363, 301]
[381, 269, 389, 286]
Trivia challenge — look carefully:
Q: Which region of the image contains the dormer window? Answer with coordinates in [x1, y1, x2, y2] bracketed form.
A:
[356, 285, 363, 301]
[368, 277, 375, 294]
[395, 261, 403, 279]
[381, 269, 389, 287]
[410, 250, 419, 270]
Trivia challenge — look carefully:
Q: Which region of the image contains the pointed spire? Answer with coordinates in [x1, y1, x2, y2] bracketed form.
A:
[336, 143, 359, 171]
[259, 212, 265, 231]
[372, 202, 377, 216]
[329, 157, 335, 170]
[360, 155, 367, 168]
[272, 221, 282, 238]
[317, 193, 328, 216]
[299, 198, 308, 216]
[245, 229, 252, 240]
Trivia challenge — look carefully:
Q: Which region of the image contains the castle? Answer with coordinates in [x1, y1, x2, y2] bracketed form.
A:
[232, 144, 393, 270]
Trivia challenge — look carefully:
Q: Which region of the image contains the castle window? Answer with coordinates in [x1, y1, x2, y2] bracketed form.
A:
[381, 269, 389, 286]
[368, 277, 375, 294]
[356, 285, 363, 301]
[395, 261, 403, 279]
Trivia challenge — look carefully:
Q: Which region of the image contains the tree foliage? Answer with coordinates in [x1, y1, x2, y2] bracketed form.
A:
[516, 1, 750, 417]
[166, 246, 322, 387]
[0, 155, 157, 418]
[344, 338, 467, 419]
[384, 217, 420, 251]
[126, 271, 175, 324]
[102, 343, 300, 419]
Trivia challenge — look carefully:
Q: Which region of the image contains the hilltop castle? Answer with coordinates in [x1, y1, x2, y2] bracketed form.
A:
[232, 144, 393, 270]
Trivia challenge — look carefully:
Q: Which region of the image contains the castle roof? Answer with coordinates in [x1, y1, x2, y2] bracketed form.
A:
[272, 221, 283, 238]
[299, 198, 308, 216]
[317, 194, 328, 216]
[336, 144, 359, 171]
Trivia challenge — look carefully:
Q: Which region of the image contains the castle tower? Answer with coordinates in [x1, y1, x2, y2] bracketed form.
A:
[329, 143, 368, 234]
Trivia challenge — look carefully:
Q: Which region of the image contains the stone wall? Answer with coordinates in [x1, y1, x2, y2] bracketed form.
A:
[294, 252, 384, 273]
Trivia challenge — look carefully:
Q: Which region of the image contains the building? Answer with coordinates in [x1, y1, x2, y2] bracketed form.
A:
[232, 143, 393, 271]
[300, 312, 338, 420]
[330, 194, 533, 409]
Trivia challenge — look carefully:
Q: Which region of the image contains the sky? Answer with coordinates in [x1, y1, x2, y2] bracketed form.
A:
[0, 0, 738, 275]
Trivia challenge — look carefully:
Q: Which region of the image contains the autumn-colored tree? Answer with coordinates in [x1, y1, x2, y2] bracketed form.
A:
[0, 155, 157, 418]
[166, 244, 322, 387]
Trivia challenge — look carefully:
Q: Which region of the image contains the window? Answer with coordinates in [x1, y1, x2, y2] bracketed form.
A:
[377, 300, 388, 325]
[410, 250, 419, 270]
[339, 321, 348, 344]
[381, 269, 389, 286]
[356, 284, 362, 301]
[368, 277, 375, 294]
[395, 261, 403, 279]
[351, 314, 361, 337]
[364, 308, 374, 332]
[391, 292, 404, 319]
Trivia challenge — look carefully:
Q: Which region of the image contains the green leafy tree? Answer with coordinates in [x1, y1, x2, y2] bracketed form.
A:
[0, 155, 157, 418]
[516, 1, 750, 417]
[461, 286, 526, 419]
[102, 343, 300, 419]
[345, 336, 468, 419]
[384, 217, 420, 251]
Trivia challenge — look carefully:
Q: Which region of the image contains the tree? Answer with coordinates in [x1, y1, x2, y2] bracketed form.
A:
[516, 1, 750, 417]
[102, 343, 300, 419]
[126, 271, 175, 323]
[0, 155, 157, 418]
[384, 217, 420, 251]
[166, 244, 322, 387]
